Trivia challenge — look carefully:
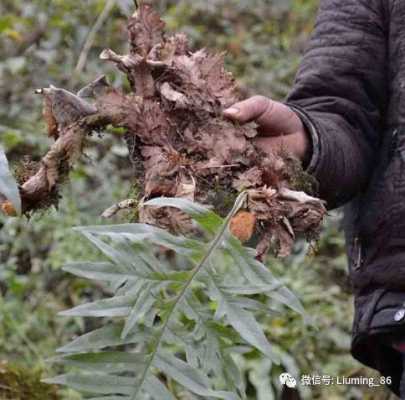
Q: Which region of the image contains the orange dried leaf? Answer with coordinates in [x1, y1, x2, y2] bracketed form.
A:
[1, 201, 17, 216]
[230, 211, 257, 243]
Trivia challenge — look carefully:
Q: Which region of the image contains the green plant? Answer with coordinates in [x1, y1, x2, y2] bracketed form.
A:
[0, 361, 60, 400]
[0, 146, 21, 216]
[46, 194, 306, 399]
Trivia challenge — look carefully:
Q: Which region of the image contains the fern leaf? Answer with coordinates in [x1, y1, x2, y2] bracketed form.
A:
[52, 193, 306, 399]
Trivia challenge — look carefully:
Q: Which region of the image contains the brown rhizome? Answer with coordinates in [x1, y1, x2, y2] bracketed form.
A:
[0, 3, 326, 259]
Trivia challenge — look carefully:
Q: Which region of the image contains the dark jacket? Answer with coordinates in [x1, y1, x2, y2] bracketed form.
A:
[286, 0, 405, 396]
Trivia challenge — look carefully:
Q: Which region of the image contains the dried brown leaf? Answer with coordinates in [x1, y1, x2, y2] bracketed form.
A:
[128, 3, 165, 57]
[233, 167, 263, 191]
[160, 82, 189, 108]
[18, 3, 325, 260]
[36, 86, 97, 129]
[273, 224, 295, 258]
[43, 96, 59, 140]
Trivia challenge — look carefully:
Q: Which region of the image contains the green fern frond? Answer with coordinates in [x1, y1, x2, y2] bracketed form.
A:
[45, 193, 306, 399]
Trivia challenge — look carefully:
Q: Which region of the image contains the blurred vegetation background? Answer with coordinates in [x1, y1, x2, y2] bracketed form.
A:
[0, 1, 394, 399]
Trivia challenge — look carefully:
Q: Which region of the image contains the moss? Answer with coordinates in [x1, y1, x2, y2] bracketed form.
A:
[284, 154, 319, 196]
[205, 181, 237, 217]
[0, 361, 60, 400]
[128, 180, 142, 222]
[13, 157, 40, 185]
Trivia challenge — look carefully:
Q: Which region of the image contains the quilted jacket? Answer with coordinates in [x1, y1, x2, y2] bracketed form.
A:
[287, 0, 405, 396]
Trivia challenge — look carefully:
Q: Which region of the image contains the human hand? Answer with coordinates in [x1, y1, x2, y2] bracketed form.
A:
[223, 96, 311, 164]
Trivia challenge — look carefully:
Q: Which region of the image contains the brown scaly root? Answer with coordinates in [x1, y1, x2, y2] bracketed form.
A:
[0, 2, 327, 259]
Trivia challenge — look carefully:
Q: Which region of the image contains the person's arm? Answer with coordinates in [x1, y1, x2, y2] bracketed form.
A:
[286, 0, 387, 209]
[225, 0, 387, 210]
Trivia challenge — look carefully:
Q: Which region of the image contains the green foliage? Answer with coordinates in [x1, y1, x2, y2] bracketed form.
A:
[0, 147, 21, 214]
[48, 194, 306, 399]
[164, 0, 318, 98]
[0, 361, 60, 400]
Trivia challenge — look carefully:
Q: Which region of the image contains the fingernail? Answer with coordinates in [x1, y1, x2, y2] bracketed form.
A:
[224, 107, 240, 116]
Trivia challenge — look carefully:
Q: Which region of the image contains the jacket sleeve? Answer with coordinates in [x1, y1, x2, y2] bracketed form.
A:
[286, 0, 388, 209]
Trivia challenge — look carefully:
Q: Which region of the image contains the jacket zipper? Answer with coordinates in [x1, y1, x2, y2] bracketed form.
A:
[352, 129, 399, 272]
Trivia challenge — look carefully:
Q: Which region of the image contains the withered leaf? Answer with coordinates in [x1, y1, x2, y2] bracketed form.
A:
[175, 172, 196, 201]
[142, 146, 179, 197]
[196, 50, 239, 108]
[233, 167, 263, 191]
[43, 96, 59, 140]
[150, 33, 189, 63]
[230, 211, 257, 243]
[139, 203, 194, 236]
[272, 223, 295, 258]
[1, 200, 17, 216]
[36, 86, 97, 130]
[20, 3, 325, 262]
[128, 3, 165, 57]
[160, 82, 189, 109]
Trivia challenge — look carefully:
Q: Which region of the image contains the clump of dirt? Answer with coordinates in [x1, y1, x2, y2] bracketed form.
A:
[0, 3, 326, 258]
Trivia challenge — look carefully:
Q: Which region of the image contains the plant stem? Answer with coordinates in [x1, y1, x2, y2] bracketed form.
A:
[130, 192, 247, 399]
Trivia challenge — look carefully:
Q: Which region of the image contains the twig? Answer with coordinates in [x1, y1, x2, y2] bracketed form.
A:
[102, 198, 137, 218]
[73, 0, 116, 78]
[279, 187, 326, 206]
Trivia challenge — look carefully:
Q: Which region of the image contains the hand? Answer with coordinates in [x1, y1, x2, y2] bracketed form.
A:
[223, 96, 311, 164]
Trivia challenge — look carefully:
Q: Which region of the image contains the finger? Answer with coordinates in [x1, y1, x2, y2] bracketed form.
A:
[224, 96, 302, 136]
[223, 95, 272, 124]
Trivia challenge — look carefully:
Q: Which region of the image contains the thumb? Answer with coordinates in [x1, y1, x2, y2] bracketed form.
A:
[223, 95, 274, 124]
[224, 95, 303, 136]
